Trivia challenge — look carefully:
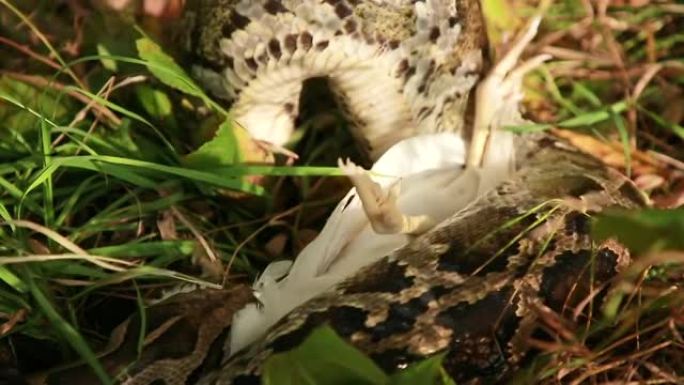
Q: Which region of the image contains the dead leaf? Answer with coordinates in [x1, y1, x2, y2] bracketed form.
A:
[653, 179, 684, 209]
[192, 246, 224, 281]
[552, 129, 665, 177]
[634, 174, 665, 191]
[27, 238, 50, 255]
[103, 0, 185, 19]
[104, 0, 131, 11]
[143, 0, 185, 19]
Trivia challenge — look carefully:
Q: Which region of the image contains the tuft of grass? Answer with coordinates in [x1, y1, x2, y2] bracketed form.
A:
[0, 0, 681, 384]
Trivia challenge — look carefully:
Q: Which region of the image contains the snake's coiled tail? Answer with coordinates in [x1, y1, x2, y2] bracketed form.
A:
[184, 0, 486, 159]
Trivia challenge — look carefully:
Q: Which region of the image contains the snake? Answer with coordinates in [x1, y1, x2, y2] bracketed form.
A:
[35, 136, 645, 385]
[33, 0, 649, 384]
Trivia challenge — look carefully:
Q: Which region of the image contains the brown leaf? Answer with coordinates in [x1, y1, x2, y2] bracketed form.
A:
[652, 179, 684, 209]
[634, 174, 665, 191]
[192, 246, 224, 281]
[27, 238, 50, 255]
[143, 0, 185, 19]
[104, 0, 131, 11]
[552, 129, 665, 177]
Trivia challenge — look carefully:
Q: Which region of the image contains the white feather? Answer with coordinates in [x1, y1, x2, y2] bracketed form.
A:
[229, 132, 477, 355]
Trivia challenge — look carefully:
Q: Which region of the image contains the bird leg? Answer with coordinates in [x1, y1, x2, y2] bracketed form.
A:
[466, 15, 551, 168]
[337, 158, 435, 235]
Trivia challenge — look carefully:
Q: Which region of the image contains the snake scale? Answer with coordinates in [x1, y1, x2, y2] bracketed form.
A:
[37, 1, 648, 384]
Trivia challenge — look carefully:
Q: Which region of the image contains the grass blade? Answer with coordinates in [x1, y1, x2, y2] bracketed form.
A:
[22, 267, 113, 385]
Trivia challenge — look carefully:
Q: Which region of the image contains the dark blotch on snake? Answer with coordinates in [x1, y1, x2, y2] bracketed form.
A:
[268, 38, 282, 59]
[334, 3, 352, 18]
[284, 34, 297, 54]
[300, 32, 313, 51]
[327, 306, 370, 337]
[429, 27, 440, 42]
[233, 374, 261, 385]
[370, 349, 423, 373]
[438, 288, 519, 381]
[437, 240, 519, 276]
[563, 212, 589, 236]
[343, 261, 414, 294]
[343, 19, 357, 33]
[222, 12, 250, 38]
[269, 313, 325, 353]
[539, 248, 618, 312]
[244, 57, 258, 71]
[368, 292, 432, 341]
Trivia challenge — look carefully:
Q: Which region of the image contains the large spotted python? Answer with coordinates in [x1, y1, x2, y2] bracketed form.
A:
[35, 0, 647, 384]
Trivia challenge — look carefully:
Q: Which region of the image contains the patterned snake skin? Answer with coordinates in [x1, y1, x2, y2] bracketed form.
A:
[184, 0, 486, 159]
[192, 136, 646, 385]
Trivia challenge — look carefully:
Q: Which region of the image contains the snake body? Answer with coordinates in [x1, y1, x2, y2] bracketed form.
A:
[196, 135, 645, 384]
[182, 1, 646, 384]
[184, 0, 486, 159]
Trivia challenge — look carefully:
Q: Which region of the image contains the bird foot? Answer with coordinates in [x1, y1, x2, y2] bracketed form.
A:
[337, 158, 436, 235]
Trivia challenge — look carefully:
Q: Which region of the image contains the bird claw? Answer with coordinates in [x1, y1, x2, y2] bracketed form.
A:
[337, 157, 364, 176]
[337, 158, 435, 235]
